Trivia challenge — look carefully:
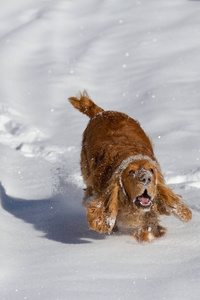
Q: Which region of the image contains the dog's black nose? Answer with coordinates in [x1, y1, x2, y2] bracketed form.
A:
[139, 173, 152, 185]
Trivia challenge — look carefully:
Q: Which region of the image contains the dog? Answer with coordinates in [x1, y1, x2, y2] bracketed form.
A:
[68, 91, 192, 242]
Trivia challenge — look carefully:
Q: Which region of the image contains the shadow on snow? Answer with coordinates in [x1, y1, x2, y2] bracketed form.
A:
[0, 182, 106, 244]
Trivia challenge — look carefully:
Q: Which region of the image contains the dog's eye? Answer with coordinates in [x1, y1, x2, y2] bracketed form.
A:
[149, 168, 154, 174]
[128, 170, 135, 176]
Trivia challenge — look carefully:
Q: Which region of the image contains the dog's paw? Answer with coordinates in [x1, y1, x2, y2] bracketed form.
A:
[133, 225, 167, 243]
[133, 230, 155, 243]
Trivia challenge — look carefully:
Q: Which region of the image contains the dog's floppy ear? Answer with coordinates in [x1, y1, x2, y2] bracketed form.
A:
[156, 182, 192, 222]
[86, 182, 119, 233]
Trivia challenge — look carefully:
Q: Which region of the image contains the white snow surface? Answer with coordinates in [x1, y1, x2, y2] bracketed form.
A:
[0, 0, 200, 299]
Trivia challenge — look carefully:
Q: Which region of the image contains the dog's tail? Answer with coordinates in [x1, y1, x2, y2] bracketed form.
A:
[68, 90, 104, 118]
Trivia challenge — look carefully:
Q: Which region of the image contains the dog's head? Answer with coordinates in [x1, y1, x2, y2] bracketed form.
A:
[121, 159, 157, 209]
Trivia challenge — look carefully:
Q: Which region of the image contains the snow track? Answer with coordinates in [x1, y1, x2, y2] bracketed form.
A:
[167, 169, 200, 189]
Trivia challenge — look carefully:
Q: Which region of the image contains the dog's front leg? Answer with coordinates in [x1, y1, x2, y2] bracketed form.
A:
[133, 211, 166, 242]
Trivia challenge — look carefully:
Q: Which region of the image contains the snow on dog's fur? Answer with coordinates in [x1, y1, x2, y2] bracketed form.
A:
[68, 91, 192, 242]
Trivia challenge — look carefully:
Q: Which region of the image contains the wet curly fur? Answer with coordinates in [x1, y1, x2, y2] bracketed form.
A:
[68, 91, 192, 242]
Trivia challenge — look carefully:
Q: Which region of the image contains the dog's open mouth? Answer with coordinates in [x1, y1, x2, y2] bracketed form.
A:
[135, 190, 153, 208]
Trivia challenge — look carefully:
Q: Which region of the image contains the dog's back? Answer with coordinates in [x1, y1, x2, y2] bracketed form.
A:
[68, 91, 155, 192]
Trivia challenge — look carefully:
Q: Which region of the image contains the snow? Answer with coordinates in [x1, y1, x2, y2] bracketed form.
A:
[0, 0, 200, 299]
[115, 155, 158, 174]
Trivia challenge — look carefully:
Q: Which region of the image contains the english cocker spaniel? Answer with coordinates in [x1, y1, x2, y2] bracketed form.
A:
[68, 91, 192, 242]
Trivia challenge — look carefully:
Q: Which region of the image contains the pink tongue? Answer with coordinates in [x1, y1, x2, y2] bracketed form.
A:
[139, 197, 150, 205]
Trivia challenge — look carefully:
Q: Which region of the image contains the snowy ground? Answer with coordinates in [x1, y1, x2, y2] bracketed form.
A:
[0, 0, 200, 299]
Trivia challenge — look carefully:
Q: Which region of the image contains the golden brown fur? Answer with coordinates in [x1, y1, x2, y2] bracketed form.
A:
[68, 91, 192, 242]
